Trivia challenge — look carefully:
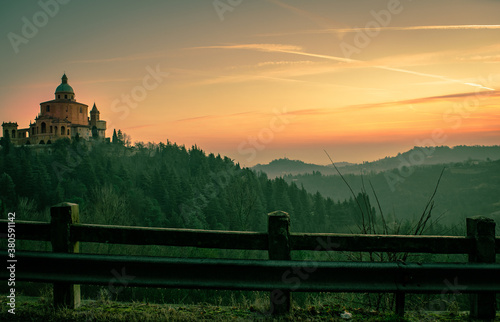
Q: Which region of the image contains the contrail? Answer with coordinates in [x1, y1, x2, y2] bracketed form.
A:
[198, 44, 496, 92]
[260, 25, 500, 37]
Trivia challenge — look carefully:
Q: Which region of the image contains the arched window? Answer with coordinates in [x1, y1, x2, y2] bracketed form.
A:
[67, 129, 70, 135]
[65, 95, 67, 99]
[50, 126, 53, 133]
[39, 140, 45, 145]
[31, 127, 35, 135]
[58, 95, 60, 99]
[46, 105, 50, 112]
[41, 122, 47, 134]
[61, 126, 65, 135]
[12, 130, 16, 138]
[47, 140, 52, 144]
[54, 126, 58, 135]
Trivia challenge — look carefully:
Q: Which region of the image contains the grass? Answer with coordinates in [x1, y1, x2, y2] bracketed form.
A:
[2, 295, 498, 321]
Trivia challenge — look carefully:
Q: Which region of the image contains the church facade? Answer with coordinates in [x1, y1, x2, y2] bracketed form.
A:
[2, 74, 106, 145]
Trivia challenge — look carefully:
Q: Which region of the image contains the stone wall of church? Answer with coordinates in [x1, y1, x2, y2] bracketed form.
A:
[40, 102, 89, 126]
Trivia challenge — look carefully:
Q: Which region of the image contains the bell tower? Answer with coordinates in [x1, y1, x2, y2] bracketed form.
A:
[90, 103, 100, 127]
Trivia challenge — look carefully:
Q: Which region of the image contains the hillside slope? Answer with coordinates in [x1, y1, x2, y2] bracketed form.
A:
[253, 145, 500, 178]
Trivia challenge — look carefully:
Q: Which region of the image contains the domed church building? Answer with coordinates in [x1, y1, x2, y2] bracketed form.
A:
[2, 74, 107, 145]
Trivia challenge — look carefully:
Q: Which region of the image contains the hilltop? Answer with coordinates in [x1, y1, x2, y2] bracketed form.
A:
[253, 145, 500, 178]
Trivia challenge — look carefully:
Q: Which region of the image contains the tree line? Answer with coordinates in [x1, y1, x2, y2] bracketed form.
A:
[0, 135, 366, 233]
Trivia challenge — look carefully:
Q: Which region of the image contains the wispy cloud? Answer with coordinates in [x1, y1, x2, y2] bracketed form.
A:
[264, 0, 347, 39]
[347, 90, 500, 111]
[123, 123, 161, 131]
[194, 43, 497, 91]
[459, 54, 500, 63]
[282, 90, 500, 117]
[174, 112, 255, 124]
[69, 51, 168, 64]
[260, 25, 500, 37]
[193, 43, 303, 52]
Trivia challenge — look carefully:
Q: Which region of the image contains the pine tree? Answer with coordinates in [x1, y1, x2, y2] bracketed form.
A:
[0, 173, 17, 209]
[117, 130, 124, 145]
[1, 131, 12, 155]
[112, 129, 118, 144]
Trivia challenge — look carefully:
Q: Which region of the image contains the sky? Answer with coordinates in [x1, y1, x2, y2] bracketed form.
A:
[1, 0, 499, 167]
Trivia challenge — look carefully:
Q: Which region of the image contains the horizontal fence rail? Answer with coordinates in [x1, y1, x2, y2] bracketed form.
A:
[71, 224, 269, 250]
[0, 220, 51, 241]
[2, 221, 496, 255]
[290, 233, 474, 254]
[2, 251, 500, 293]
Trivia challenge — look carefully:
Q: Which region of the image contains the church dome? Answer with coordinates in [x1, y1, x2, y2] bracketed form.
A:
[55, 73, 74, 94]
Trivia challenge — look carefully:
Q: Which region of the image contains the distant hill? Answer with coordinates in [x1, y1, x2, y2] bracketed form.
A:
[281, 159, 500, 227]
[253, 145, 500, 178]
[252, 158, 353, 178]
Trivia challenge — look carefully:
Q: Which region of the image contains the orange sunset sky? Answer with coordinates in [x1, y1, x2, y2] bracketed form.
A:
[1, 0, 499, 166]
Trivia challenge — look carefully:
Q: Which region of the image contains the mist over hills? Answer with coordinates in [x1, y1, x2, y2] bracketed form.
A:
[252, 145, 500, 229]
[252, 145, 500, 178]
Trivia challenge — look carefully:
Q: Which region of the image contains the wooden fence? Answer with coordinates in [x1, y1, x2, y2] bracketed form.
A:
[1, 202, 499, 319]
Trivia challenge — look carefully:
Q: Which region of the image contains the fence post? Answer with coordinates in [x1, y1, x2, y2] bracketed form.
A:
[268, 211, 291, 315]
[466, 216, 496, 320]
[395, 292, 405, 317]
[51, 202, 81, 308]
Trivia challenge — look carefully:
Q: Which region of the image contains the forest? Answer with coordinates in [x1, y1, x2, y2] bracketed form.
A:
[0, 135, 365, 234]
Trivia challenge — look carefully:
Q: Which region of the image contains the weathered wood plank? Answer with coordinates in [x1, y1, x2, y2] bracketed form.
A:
[50, 202, 81, 309]
[3, 220, 496, 255]
[0, 220, 51, 241]
[268, 211, 291, 315]
[467, 216, 496, 320]
[71, 224, 269, 250]
[290, 233, 473, 254]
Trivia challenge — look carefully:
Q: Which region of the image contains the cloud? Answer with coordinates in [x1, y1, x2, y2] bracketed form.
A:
[174, 112, 255, 124]
[260, 25, 500, 37]
[69, 51, 168, 64]
[280, 90, 500, 117]
[192, 43, 303, 53]
[346, 90, 500, 111]
[459, 54, 500, 63]
[195, 43, 498, 92]
[123, 123, 160, 131]
[264, 0, 347, 40]
[255, 60, 314, 67]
